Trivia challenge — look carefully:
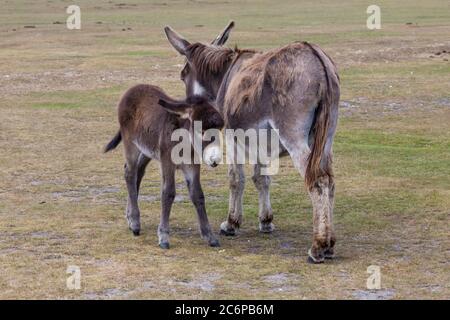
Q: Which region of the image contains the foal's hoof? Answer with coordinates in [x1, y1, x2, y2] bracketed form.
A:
[159, 242, 170, 249]
[129, 227, 140, 236]
[259, 222, 274, 233]
[220, 221, 236, 236]
[128, 220, 140, 236]
[209, 238, 221, 247]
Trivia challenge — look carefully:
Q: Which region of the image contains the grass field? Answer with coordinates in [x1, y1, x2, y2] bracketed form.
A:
[0, 0, 449, 299]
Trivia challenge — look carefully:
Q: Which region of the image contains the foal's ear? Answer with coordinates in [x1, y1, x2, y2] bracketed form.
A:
[164, 26, 191, 56]
[211, 21, 235, 46]
[158, 98, 190, 119]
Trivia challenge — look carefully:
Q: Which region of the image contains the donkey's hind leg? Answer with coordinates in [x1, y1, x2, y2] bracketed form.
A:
[220, 164, 245, 236]
[306, 174, 335, 264]
[124, 144, 142, 236]
[281, 138, 335, 263]
[323, 173, 336, 259]
[252, 164, 274, 233]
[273, 107, 336, 263]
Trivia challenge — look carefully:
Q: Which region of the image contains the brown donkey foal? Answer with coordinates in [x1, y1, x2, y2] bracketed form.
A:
[104, 84, 224, 248]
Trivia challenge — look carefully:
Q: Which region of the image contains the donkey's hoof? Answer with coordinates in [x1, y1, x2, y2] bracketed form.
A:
[209, 238, 221, 247]
[307, 249, 324, 264]
[324, 249, 335, 259]
[159, 242, 170, 249]
[220, 221, 236, 236]
[259, 222, 274, 233]
[307, 256, 324, 264]
[220, 228, 236, 236]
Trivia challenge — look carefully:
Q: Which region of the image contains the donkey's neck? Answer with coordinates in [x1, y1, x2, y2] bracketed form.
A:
[215, 50, 257, 115]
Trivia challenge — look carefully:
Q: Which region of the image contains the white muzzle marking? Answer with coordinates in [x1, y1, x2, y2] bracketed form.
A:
[203, 144, 222, 167]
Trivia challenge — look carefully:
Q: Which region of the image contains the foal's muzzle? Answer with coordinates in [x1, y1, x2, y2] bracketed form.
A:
[210, 161, 218, 168]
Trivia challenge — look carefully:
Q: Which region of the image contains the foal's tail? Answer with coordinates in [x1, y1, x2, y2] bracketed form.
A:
[303, 42, 340, 190]
[104, 130, 122, 153]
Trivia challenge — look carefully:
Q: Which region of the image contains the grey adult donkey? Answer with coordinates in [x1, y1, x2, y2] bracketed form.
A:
[164, 22, 340, 263]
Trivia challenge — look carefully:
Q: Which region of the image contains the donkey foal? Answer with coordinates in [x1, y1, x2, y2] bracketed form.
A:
[104, 84, 224, 249]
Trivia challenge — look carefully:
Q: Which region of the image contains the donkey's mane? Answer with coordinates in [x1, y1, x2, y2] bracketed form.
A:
[186, 43, 255, 80]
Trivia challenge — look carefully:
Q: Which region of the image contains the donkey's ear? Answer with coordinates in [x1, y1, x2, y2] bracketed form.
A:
[164, 26, 191, 56]
[158, 98, 190, 119]
[211, 21, 235, 46]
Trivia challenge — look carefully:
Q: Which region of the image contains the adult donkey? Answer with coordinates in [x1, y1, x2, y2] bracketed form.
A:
[165, 23, 340, 263]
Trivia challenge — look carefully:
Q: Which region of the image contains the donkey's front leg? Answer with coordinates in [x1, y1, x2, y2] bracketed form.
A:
[220, 164, 245, 236]
[183, 165, 219, 247]
[158, 162, 176, 249]
[307, 175, 335, 264]
[252, 164, 274, 233]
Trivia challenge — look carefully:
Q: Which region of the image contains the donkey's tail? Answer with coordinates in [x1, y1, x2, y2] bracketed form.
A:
[303, 42, 339, 190]
[104, 130, 122, 153]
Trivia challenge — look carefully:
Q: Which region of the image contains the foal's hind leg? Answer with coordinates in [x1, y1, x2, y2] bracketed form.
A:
[220, 164, 245, 236]
[136, 154, 151, 195]
[124, 145, 141, 236]
[252, 164, 274, 233]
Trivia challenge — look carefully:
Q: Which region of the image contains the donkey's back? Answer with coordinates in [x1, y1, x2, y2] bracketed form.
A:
[117, 84, 181, 158]
[225, 42, 339, 117]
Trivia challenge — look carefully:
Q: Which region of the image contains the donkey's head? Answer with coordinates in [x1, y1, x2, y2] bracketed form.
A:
[164, 22, 235, 99]
[158, 96, 224, 167]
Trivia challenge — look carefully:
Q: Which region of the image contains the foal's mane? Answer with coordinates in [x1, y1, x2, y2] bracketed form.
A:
[186, 43, 255, 80]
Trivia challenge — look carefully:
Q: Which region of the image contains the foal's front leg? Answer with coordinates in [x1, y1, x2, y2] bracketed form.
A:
[220, 164, 245, 236]
[182, 165, 219, 247]
[158, 162, 176, 249]
[252, 164, 274, 233]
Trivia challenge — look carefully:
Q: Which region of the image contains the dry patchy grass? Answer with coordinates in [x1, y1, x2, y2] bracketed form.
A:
[0, 0, 449, 299]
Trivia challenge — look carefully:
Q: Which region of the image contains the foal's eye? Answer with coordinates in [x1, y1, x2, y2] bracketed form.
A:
[180, 65, 189, 81]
